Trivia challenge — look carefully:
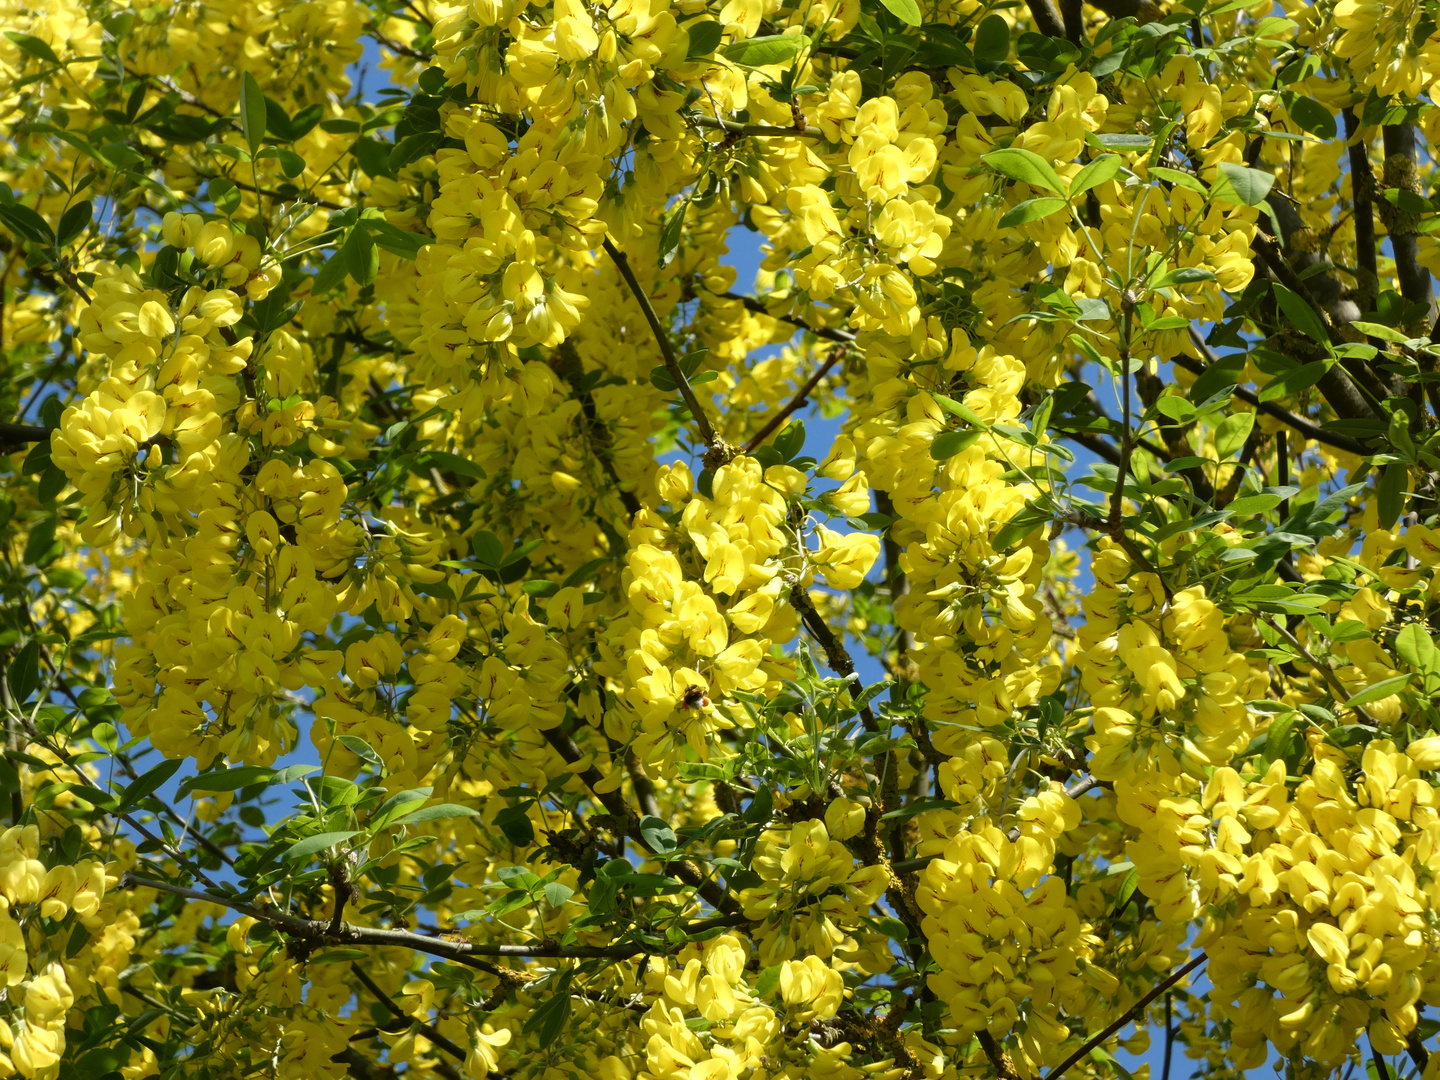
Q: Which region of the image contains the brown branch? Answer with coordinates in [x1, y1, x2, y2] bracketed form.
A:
[122, 873, 644, 965]
[1179, 331, 1369, 455]
[1251, 233, 1383, 419]
[349, 962, 466, 1063]
[53, 264, 92, 305]
[978, 1031, 1023, 1080]
[1381, 123, 1436, 334]
[1023, 0, 1070, 39]
[786, 577, 878, 732]
[1406, 1032, 1431, 1073]
[602, 236, 730, 464]
[1343, 108, 1379, 311]
[541, 728, 740, 915]
[0, 423, 51, 445]
[1040, 955, 1206, 1080]
[366, 26, 434, 61]
[722, 292, 857, 344]
[743, 344, 847, 453]
[17, 718, 230, 891]
[691, 114, 828, 141]
[145, 75, 229, 119]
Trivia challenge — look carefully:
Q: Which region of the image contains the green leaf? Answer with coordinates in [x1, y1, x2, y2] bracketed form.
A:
[0, 203, 55, 247]
[177, 766, 275, 798]
[366, 219, 428, 259]
[283, 831, 361, 862]
[756, 965, 783, 998]
[1345, 675, 1412, 708]
[56, 200, 92, 246]
[1211, 162, 1276, 207]
[1226, 494, 1280, 516]
[972, 13, 1009, 59]
[496, 804, 535, 846]
[982, 148, 1064, 195]
[1264, 712, 1296, 763]
[276, 148, 306, 178]
[932, 394, 990, 429]
[543, 882, 574, 907]
[686, 20, 723, 56]
[23, 513, 58, 566]
[639, 814, 678, 854]
[1069, 154, 1121, 198]
[1214, 412, 1254, 459]
[5, 641, 40, 706]
[991, 500, 1052, 550]
[1091, 1047, 1137, 1080]
[1152, 266, 1214, 289]
[659, 202, 686, 267]
[3, 32, 61, 65]
[470, 531, 505, 567]
[389, 131, 442, 172]
[1288, 95, 1337, 139]
[1377, 461, 1409, 529]
[931, 428, 985, 459]
[523, 973, 573, 1044]
[312, 244, 350, 294]
[116, 758, 183, 814]
[1396, 623, 1440, 675]
[1148, 166, 1208, 196]
[209, 177, 241, 214]
[336, 734, 383, 770]
[1112, 867, 1139, 911]
[998, 197, 1066, 228]
[879, 0, 923, 24]
[239, 71, 266, 156]
[1258, 359, 1329, 402]
[393, 803, 480, 826]
[1350, 320, 1409, 343]
[1271, 283, 1330, 345]
[342, 226, 378, 286]
[720, 34, 808, 66]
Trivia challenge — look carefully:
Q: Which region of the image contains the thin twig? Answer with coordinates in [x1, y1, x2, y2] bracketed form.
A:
[1261, 615, 1374, 724]
[1179, 331, 1368, 455]
[1040, 955, 1207, 1080]
[743, 344, 847, 453]
[541, 728, 740, 915]
[602, 236, 727, 459]
[722, 293, 857, 344]
[349, 962, 466, 1062]
[786, 578, 878, 731]
[691, 114, 827, 141]
[123, 873, 653, 963]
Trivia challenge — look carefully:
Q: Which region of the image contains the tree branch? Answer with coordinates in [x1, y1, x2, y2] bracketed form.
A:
[1040, 955, 1207, 1080]
[1023, 0, 1070, 38]
[0, 423, 51, 446]
[1382, 123, 1436, 334]
[786, 577, 878, 731]
[349, 962, 466, 1064]
[1179, 331, 1369, 455]
[720, 292, 856, 343]
[691, 114, 828, 141]
[1343, 108, 1379, 311]
[123, 873, 654, 964]
[743, 344, 847, 454]
[541, 728, 740, 914]
[602, 236, 730, 464]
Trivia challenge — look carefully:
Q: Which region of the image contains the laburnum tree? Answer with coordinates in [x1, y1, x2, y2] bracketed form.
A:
[7, 0, 1440, 1077]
